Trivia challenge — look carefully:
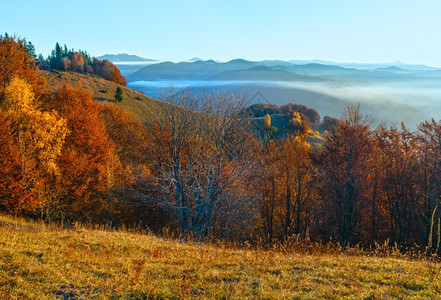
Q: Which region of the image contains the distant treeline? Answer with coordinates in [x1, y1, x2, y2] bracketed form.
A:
[248, 103, 339, 139]
[37, 42, 127, 86]
[248, 103, 321, 124]
[2, 35, 441, 255]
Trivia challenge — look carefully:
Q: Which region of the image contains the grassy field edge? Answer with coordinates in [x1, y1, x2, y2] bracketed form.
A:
[0, 214, 440, 299]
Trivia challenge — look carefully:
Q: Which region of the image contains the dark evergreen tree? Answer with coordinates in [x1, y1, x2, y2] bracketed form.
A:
[114, 87, 123, 102]
[55, 42, 62, 69]
[24, 40, 35, 57]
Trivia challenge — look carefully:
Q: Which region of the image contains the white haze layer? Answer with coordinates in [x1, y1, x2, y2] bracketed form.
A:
[129, 79, 441, 128]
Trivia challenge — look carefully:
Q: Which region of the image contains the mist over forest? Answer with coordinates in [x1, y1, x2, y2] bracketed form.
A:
[119, 57, 441, 127]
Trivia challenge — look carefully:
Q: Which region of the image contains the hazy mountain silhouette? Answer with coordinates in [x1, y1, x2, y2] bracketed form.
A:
[127, 59, 260, 81]
[124, 58, 441, 127]
[97, 53, 154, 62]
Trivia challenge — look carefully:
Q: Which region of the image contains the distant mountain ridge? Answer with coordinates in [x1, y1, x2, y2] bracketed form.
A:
[127, 57, 441, 82]
[101, 53, 440, 71]
[123, 56, 441, 129]
[97, 53, 154, 63]
[127, 59, 261, 81]
[95, 54, 441, 129]
[288, 60, 439, 71]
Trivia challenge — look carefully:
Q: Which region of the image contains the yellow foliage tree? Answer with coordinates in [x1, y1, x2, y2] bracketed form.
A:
[292, 111, 301, 126]
[264, 113, 271, 129]
[3, 77, 69, 208]
[277, 131, 311, 239]
[287, 111, 310, 136]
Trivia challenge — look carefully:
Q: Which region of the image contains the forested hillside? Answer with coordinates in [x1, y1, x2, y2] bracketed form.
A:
[2, 34, 441, 255]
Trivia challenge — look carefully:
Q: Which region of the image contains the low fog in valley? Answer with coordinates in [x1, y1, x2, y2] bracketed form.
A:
[123, 59, 441, 128]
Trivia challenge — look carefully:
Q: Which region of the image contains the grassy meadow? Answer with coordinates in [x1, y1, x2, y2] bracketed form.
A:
[0, 214, 440, 299]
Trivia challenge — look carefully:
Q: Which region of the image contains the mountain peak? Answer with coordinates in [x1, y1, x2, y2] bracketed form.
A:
[227, 58, 253, 64]
[97, 53, 154, 63]
[376, 66, 404, 71]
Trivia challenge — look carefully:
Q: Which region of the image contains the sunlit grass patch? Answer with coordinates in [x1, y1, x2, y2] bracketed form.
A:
[0, 214, 440, 299]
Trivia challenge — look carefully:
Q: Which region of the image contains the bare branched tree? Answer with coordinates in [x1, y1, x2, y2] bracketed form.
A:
[134, 88, 261, 239]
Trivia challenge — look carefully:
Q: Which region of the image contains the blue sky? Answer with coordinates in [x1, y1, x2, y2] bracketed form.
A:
[2, 0, 441, 66]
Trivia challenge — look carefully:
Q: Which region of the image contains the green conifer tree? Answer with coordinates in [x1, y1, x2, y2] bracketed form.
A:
[114, 87, 123, 102]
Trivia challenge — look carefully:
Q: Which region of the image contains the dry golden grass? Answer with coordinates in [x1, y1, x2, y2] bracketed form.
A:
[0, 214, 440, 299]
[41, 70, 168, 124]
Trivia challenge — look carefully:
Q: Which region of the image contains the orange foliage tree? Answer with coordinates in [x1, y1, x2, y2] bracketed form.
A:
[0, 35, 46, 100]
[0, 111, 24, 212]
[71, 52, 84, 72]
[45, 84, 117, 220]
[101, 103, 145, 167]
[100, 103, 173, 228]
[92, 58, 127, 86]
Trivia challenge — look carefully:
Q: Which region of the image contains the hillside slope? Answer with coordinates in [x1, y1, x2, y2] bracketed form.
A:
[41, 70, 168, 124]
[0, 214, 438, 299]
[41, 70, 328, 146]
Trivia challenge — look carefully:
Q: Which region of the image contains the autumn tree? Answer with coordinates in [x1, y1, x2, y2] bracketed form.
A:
[61, 57, 72, 71]
[44, 84, 116, 220]
[256, 140, 278, 243]
[92, 58, 127, 86]
[416, 120, 441, 249]
[71, 52, 84, 72]
[277, 128, 313, 240]
[0, 110, 23, 212]
[375, 124, 422, 246]
[362, 134, 388, 244]
[322, 116, 339, 133]
[101, 103, 145, 167]
[0, 35, 45, 100]
[85, 65, 94, 73]
[137, 89, 260, 239]
[264, 113, 271, 129]
[99, 103, 158, 226]
[2, 77, 68, 212]
[313, 105, 373, 245]
[286, 111, 307, 135]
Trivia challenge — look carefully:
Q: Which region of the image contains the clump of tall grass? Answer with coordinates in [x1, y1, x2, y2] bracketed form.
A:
[426, 206, 441, 280]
